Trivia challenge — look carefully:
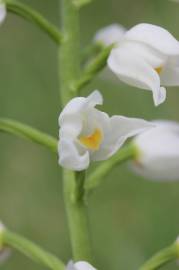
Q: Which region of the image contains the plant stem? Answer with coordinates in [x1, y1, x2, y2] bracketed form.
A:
[73, 44, 114, 93]
[139, 239, 179, 270]
[3, 230, 65, 270]
[85, 143, 136, 192]
[0, 118, 57, 153]
[62, 170, 92, 261]
[73, 0, 94, 9]
[5, 0, 63, 44]
[59, 0, 92, 262]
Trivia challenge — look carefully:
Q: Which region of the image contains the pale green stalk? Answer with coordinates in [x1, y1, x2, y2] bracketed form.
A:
[81, 43, 104, 64]
[73, 44, 114, 93]
[59, 0, 92, 262]
[5, 0, 63, 44]
[73, 0, 94, 8]
[139, 239, 179, 270]
[2, 229, 65, 270]
[0, 118, 57, 152]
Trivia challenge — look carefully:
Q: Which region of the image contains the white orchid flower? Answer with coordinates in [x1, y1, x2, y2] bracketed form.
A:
[108, 23, 179, 106]
[94, 24, 126, 46]
[58, 90, 152, 171]
[0, 2, 6, 24]
[66, 261, 96, 270]
[131, 120, 179, 181]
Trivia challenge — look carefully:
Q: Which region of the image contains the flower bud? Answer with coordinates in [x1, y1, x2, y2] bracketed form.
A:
[66, 260, 96, 270]
[94, 24, 126, 46]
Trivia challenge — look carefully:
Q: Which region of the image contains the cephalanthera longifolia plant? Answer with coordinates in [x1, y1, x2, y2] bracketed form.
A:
[0, 0, 179, 269]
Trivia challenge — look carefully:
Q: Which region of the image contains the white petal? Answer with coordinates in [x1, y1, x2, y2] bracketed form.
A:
[160, 65, 179, 86]
[125, 23, 179, 55]
[59, 90, 103, 123]
[0, 3, 6, 24]
[59, 115, 83, 140]
[75, 262, 96, 270]
[94, 24, 126, 46]
[58, 138, 89, 171]
[152, 86, 166, 106]
[92, 116, 152, 161]
[108, 47, 165, 106]
[66, 261, 76, 270]
[86, 90, 103, 108]
[118, 41, 166, 67]
[132, 120, 179, 180]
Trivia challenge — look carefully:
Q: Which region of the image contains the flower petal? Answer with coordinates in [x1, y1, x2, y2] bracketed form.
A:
[160, 65, 179, 86]
[0, 3, 6, 24]
[125, 23, 179, 55]
[92, 116, 152, 161]
[59, 90, 103, 123]
[58, 138, 89, 171]
[59, 115, 83, 139]
[75, 262, 96, 270]
[108, 47, 165, 106]
[118, 41, 166, 67]
[94, 24, 126, 46]
[132, 154, 179, 180]
[66, 261, 76, 270]
[59, 90, 103, 141]
[132, 120, 179, 180]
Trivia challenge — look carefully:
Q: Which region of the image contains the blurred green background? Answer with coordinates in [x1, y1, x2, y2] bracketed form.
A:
[0, 0, 179, 269]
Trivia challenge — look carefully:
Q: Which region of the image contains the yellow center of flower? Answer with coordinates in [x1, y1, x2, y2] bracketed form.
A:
[79, 128, 103, 150]
[155, 66, 163, 74]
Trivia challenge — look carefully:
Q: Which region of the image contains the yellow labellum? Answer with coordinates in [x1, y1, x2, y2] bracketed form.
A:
[79, 128, 103, 150]
[155, 66, 163, 74]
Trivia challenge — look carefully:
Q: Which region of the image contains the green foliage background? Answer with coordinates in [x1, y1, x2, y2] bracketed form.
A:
[0, 0, 179, 269]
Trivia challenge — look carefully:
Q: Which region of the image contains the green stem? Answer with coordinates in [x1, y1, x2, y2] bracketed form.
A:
[63, 170, 92, 261]
[73, 0, 94, 8]
[73, 44, 114, 93]
[5, 0, 63, 44]
[139, 239, 179, 270]
[0, 118, 57, 153]
[59, 0, 92, 262]
[81, 42, 104, 64]
[3, 230, 65, 270]
[85, 143, 136, 192]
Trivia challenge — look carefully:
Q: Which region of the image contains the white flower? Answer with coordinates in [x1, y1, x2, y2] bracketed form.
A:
[131, 120, 179, 180]
[107, 23, 179, 106]
[0, 2, 6, 24]
[66, 261, 96, 270]
[58, 90, 152, 171]
[94, 24, 126, 46]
